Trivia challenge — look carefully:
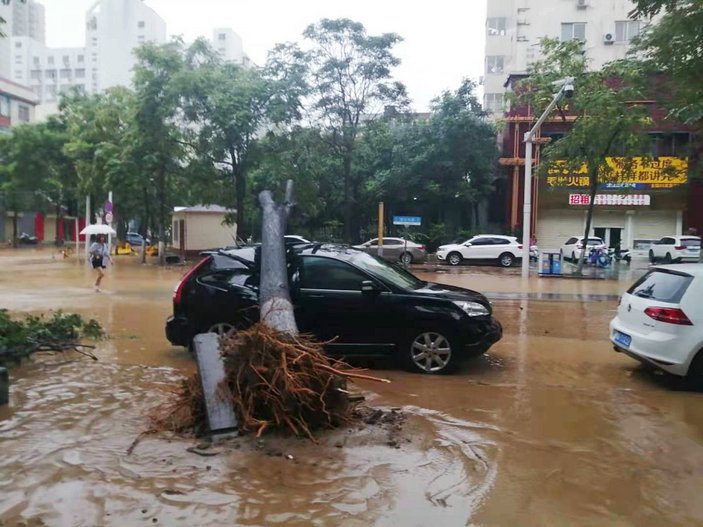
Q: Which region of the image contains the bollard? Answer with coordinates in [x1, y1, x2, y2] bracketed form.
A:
[0, 367, 9, 405]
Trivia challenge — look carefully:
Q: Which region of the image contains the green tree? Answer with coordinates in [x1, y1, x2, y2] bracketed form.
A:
[302, 18, 408, 242]
[631, 1, 703, 126]
[514, 39, 651, 273]
[0, 120, 72, 246]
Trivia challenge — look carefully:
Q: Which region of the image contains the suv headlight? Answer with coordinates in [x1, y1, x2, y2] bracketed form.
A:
[453, 300, 489, 317]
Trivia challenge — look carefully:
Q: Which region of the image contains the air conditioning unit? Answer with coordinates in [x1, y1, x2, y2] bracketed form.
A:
[478, 76, 484, 86]
[603, 33, 615, 44]
[577, 0, 588, 8]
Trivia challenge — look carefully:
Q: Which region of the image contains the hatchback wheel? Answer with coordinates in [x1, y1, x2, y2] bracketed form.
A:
[401, 330, 456, 374]
[686, 351, 703, 391]
[664, 253, 672, 263]
[400, 252, 413, 265]
[571, 251, 576, 263]
[447, 252, 462, 266]
[649, 250, 655, 263]
[498, 252, 514, 267]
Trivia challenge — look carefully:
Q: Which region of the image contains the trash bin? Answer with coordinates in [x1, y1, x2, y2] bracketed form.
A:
[539, 252, 551, 275]
[551, 252, 562, 275]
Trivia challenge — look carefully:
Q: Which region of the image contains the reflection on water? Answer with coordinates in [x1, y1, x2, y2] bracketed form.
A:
[0, 250, 702, 526]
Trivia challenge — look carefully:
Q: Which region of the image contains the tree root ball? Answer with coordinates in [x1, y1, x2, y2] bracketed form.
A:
[151, 324, 386, 440]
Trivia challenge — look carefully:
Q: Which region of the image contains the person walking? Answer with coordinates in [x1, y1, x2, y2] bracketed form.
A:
[89, 234, 112, 292]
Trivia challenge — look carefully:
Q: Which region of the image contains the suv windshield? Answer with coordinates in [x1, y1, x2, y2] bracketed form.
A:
[348, 251, 424, 289]
[586, 238, 604, 245]
[627, 270, 693, 303]
[682, 238, 701, 247]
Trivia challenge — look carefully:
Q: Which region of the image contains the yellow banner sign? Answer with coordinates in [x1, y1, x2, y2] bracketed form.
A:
[546, 157, 688, 189]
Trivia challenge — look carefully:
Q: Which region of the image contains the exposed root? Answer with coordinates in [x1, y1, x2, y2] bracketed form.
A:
[148, 323, 388, 441]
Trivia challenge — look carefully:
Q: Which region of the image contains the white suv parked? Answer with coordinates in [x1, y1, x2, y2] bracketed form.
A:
[436, 235, 523, 267]
[560, 236, 606, 262]
[648, 235, 701, 263]
[610, 264, 703, 386]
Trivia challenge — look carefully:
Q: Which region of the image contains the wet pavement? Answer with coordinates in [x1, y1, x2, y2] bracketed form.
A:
[1, 248, 702, 526]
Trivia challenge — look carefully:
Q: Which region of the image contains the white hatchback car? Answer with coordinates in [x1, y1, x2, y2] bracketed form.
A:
[436, 235, 523, 267]
[560, 236, 606, 262]
[610, 264, 703, 385]
[648, 235, 701, 263]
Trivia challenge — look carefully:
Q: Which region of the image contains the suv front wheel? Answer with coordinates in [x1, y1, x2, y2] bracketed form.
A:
[399, 330, 458, 374]
[498, 252, 515, 267]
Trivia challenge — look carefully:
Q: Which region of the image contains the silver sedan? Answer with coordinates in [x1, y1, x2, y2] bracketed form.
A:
[353, 237, 427, 265]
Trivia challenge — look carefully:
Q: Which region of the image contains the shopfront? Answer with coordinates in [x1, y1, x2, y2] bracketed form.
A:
[534, 156, 688, 252]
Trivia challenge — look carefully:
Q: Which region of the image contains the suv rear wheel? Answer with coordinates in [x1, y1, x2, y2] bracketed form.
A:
[399, 330, 457, 374]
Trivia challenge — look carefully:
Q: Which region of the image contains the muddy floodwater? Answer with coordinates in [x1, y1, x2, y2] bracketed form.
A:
[1, 249, 702, 526]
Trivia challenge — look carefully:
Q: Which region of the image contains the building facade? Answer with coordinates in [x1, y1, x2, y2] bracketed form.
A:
[483, 0, 658, 115]
[495, 73, 701, 252]
[0, 76, 37, 132]
[211, 28, 252, 67]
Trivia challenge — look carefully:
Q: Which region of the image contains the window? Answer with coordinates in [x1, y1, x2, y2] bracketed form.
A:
[91, 37, 97, 46]
[487, 17, 507, 36]
[383, 239, 403, 246]
[60, 69, 71, 79]
[565, 237, 578, 245]
[218, 33, 227, 40]
[30, 69, 41, 80]
[18, 105, 30, 122]
[138, 20, 145, 28]
[14, 71, 23, 79]
[75, 68, 85, 78]
[87, 17, 97, 31]
[33, 56, 39, 66]
[15, 55, 22, 64]
[627, 270, 693, 303]
[63, 55, 70, 65]
[15, 41, 22, 48]
[561, 22, 586, 42]
[300, 256, 369, 291]
[45, 69, 56, 80]
[491, 238, 510, 245]
[137, 35, 145, 43]
[615, 20, 640, 42]
[485, 55, 504, 74]
[47, 56, 54, 65]
[77, 54, 84, 63]
[649, 132, 691, 157]
[484, 93, 503, 113]
[470, 237, 492, 246]
[0, 95, 10, 117]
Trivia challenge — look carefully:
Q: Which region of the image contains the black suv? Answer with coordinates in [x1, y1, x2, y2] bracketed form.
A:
[166, 244, 502, 374]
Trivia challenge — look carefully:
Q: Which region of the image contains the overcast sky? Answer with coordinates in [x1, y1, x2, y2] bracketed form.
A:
[40, 0, 486, 111]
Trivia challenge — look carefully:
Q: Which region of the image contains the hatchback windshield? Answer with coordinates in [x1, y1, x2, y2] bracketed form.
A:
[627, 270, 693, 303]
[586, 238, 604, 245]
[348, 251, 424, 289]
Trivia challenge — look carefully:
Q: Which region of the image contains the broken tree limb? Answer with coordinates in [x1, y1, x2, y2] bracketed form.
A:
[258, 179, 298, 335]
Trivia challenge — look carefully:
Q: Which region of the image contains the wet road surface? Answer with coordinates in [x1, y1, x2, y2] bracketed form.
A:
[1, 249, 702, 526]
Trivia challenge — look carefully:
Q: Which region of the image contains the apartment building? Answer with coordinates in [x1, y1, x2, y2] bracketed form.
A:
[483, 0, 654, 115]
[0, 76, 38, 132]
[212, 28, 252, 67]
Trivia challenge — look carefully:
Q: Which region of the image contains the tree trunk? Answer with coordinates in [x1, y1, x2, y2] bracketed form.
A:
[55, 201, 62, 247]
[157, 166, 166, 266]
[235, 165, 246, 240]
[11, 210, 18, 248]
[576, 169, 599, 274]
[343, 154, 353, 243]
[258, 180, 298, 335]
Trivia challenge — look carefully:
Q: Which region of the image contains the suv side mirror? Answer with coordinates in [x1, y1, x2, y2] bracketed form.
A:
[361, 280, 380, 293]
[464, 242, 472, 247]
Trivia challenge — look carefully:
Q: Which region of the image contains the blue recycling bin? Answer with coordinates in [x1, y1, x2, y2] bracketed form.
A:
[539, 252, 551, 275]
[551, 253, 562, 275]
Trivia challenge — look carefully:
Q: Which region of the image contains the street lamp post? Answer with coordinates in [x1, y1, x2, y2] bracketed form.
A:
[521, 77, 574, 278]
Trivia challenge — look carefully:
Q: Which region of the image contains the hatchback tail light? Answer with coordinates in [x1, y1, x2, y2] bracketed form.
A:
[173, 257, 210, 304]
[674, 245, 686, 250]
[644, 306, 693, 325]
[577, 244, 583, 249]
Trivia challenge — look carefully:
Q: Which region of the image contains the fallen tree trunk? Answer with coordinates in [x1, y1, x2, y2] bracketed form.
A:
[258, 180, 298, 335]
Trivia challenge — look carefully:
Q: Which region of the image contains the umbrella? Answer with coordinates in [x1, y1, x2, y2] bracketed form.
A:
[80, 224, 116, 236]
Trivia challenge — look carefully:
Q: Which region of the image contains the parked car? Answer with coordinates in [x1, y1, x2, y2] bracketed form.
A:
[165, 245, 502, 374]
[610, 264, 703, 386]
[436, 235, 523, 267]
[284, 235, 311, 245]
[560, 236, 606, 262]
[353, 237, 426, 265]
[126, 232, 150, 247]
[648, 235, 701, 263]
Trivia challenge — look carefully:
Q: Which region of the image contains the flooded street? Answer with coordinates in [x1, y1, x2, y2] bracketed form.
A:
[1, 249, 702, 526]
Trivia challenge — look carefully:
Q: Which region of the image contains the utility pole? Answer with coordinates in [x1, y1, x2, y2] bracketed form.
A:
[377, 202, 384, 259]
[521, 77, 574, 278]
